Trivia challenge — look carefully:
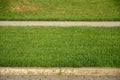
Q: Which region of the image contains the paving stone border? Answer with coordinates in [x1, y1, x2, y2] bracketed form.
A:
[0, 67, 120, 76]
[0, 21, 120, 27]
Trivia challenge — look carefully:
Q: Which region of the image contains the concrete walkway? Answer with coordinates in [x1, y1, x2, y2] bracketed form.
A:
[0, 67, 120, 76]
[0, 67, 120, 80]
[1, 75, 119, 80]
[0, 21, 120, 27]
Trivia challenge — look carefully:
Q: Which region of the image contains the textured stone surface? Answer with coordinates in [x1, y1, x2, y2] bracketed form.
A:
[0, 75, 120, 80]
[0, 67, 120, 76]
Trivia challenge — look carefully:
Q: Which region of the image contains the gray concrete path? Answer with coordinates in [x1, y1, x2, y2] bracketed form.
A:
[0, 75, 119, 80]
[0, 21, 120, 27]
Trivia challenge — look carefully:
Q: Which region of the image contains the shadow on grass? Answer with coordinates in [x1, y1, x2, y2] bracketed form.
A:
[0, 0, 10, 12]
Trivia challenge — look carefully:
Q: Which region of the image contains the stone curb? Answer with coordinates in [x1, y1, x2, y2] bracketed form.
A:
[0, 67, 120, 76]
[0, 21, 120, 27]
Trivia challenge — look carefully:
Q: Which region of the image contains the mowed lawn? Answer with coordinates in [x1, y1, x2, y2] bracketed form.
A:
[0, 26, 120, 67]
[0, 0, 120, 21]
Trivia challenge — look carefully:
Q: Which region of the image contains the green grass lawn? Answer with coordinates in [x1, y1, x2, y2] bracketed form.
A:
[0, 0, 120, 21]
[0, 26, 120, 67]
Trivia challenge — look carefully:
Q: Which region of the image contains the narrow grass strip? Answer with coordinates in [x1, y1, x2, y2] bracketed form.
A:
[0, 26, 120, 67]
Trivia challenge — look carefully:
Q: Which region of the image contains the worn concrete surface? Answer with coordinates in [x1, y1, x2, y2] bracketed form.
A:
[0, 67, 120, 76]
[0, 75, 120, 80]
[0, 21, 120, 27]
